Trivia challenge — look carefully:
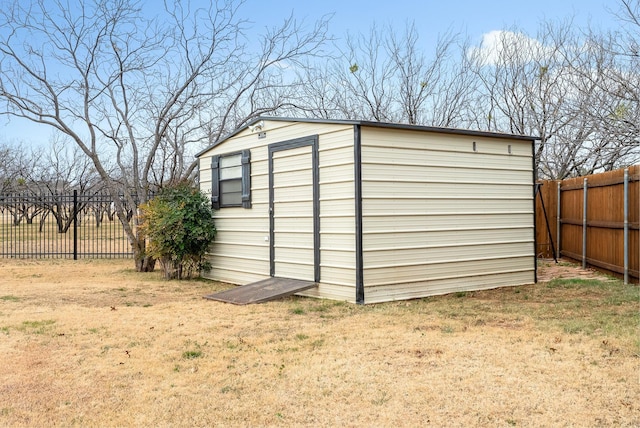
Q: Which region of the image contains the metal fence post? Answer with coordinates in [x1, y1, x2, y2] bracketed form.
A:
[582, 178, 588, 269]
[557, 181, 561, 259]
[623, 168, 629, 284]
[73, 190, 78, 260]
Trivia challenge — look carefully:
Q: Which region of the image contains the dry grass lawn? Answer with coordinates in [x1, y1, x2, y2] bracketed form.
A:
[0, 258, 638, 427]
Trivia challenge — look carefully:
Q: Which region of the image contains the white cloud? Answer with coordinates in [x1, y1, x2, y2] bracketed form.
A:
[468, 30, 548, 66]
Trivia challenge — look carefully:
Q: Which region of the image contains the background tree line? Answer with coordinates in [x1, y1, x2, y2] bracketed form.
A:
[0, 0, 638, 269]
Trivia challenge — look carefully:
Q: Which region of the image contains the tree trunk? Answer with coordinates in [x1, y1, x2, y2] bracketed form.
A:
[94, 209, 102, 228]
[39, 211, 49, 233]
[159, 256, 182, 280]
[132, 237, 156, 272]
[11, 210, 21, 226]
[135, 251, 156, 272]
[110, 194, 156, 273]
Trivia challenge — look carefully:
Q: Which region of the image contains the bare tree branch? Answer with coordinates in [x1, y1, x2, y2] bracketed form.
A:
[0, 0, 331, 270]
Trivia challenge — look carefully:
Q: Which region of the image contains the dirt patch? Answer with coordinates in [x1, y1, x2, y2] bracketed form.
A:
[0, 258, 638, 427]
[536, 258, 614, 282]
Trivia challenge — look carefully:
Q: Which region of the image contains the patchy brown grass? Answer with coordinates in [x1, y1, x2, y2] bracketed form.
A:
[0, 258, 638, 427]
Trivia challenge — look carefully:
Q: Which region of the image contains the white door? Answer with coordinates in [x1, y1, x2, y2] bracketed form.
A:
[269, 137, 319, 281]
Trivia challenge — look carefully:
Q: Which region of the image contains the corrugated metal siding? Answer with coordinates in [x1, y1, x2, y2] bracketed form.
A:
[318, 133, 356, 296]
[364, 270, 535, 304]
[198, 121, 356, 301]
[296, 282, 357, 303]
[363, 256, 534, 288]
[359, 127, 535, 302]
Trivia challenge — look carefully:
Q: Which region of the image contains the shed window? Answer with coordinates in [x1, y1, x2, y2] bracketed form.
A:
[211, 150, 251, 209]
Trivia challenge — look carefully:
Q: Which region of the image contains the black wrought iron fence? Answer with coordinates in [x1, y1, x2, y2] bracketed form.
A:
[0, 191, 136, 259]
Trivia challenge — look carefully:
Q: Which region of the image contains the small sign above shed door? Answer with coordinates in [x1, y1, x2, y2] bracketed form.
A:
[268, 136, 320, 282]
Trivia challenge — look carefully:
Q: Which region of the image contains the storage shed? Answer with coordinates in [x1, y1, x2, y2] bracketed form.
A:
[197, 117, 537, 304]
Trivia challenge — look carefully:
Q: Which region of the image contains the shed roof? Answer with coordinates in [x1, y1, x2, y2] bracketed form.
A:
[196, 116, 538, 158]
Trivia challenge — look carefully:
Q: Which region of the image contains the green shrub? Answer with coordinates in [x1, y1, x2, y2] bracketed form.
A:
[140, 182, 216, 280]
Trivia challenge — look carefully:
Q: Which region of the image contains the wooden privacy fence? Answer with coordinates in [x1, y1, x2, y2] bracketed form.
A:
[536, 165, 639, 283]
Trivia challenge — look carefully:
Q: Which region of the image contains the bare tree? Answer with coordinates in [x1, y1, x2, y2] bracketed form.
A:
[290, 63, 350, 120]
[466, 21, 635, 179]
[0, 135, 106, 230]
[339, 25, 399, 122]
[0, 140, 32, 194]
[296, 22, 468, 127]
[388, 25, 469, 126]
[557, 34, 639, 177]
[0, 0, 329, 270]
[584, 0, 640, 171]
[425, 36, 479, 129]
[0, 140, 36, 225]
[27, 136, 101, 194]
[26, 136, 105, 232]
[533, 0, 640, 178]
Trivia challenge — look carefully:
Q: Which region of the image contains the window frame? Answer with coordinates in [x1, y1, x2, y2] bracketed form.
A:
[211, 149, 251, 209]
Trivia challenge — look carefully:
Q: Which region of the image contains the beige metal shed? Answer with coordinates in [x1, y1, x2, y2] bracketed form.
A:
[197, 117, 537, 304]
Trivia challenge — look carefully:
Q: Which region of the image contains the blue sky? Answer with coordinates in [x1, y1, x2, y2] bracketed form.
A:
[0, 0, 622, 145]
[241, 0, 619, 45]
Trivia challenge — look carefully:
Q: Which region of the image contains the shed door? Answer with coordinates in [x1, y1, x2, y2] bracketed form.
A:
[268, 136, 319, 282]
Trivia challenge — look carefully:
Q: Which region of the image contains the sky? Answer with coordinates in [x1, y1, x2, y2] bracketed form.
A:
[0, 0, 623, 145]
[241, 0, 619, 46]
